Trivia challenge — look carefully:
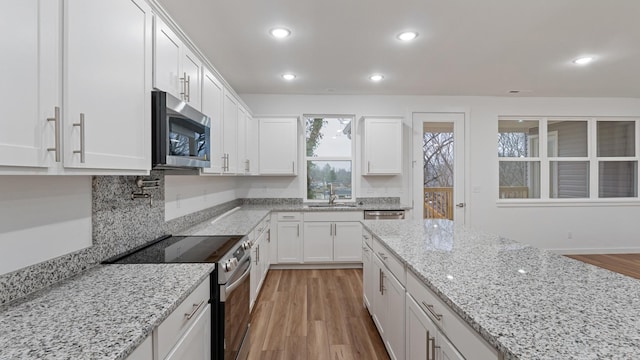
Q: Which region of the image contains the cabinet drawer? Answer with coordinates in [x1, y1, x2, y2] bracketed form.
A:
[277, 212, 302, 221]
[372, 237, 405, 284]
[155, 279, 210, 360]
[303, 211, 363, 222]
[255, 216, 270, 235]
[406, 271, 498, 360]
[362, 229, 373, 248]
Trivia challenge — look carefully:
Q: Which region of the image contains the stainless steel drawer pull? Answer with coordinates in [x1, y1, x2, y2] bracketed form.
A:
[377, 251, 388, 260]
[185, 299, 205, 320]
[46, 106, 61, 162]
[421, 300, 443, 321]
[73, 113, 85, 163]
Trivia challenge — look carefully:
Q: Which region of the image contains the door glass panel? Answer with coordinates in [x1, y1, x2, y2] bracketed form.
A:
[423, 122, 454, 219]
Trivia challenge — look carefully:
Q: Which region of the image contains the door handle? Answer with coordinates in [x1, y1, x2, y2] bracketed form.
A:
[456, 203, 465, 208]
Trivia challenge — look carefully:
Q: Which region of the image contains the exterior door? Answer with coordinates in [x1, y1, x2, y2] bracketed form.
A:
[412, 113, 466, 223]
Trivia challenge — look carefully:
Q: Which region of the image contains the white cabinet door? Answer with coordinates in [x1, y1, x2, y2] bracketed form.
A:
[237, 106, 247, 174]
[64, 0, 151, 170]
[277, 222, 301, 263]
[259, 118, 298, 175]
[0, 0, 60, 168]
[201, 68, 224, 174]
[222, 90, 238, 174]
[406, 295, 438, 360]
[333, 222, 363, 262]
[372, 255, 387, 338]
[260, 227, 271, 280]
[182, 47, 201, 111]
[153, 17, 181, 98]
[441, 336, 466, 360]
[363, 117, 402, 175]
[384, 268, 406, 360]
[303, 222, 333, 262]
[362, 243, 373, 310]
[246, 114, 259, 175]
[125, 335, 152, 360]
[164, 304, 211, 360]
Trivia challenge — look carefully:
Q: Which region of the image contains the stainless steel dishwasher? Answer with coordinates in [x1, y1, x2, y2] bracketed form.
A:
[363, 210, 405, 220]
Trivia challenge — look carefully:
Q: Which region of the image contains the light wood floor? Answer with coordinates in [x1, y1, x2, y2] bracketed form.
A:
[247, 269, 389, 360]
[566, 253, 640, 280]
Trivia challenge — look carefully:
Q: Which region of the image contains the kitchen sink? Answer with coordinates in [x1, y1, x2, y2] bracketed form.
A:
[305, 203, 359, 208]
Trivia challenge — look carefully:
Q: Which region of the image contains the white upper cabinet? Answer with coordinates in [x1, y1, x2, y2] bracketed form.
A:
[0, 0, 60, 169]
[0, 0, 151, 174]
[246, 114, 259, 175]
[201, 68, 224, 174]
[237, 106, 248, 174]
[222, 90, 238, 174]
[153, 17, 201, 110]
[63, 0, 152, 171]
[259, 117, 298, 175]
[362, 117, 403, 175]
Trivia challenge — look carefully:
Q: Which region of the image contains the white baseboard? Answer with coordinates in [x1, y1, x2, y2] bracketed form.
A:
[550, 247, 640, 255]
[269, 263, 363, 270]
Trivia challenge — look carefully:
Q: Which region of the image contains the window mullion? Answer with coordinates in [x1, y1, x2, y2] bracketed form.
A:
[540, 117, 549, 200]
[589, 118, 598, 199]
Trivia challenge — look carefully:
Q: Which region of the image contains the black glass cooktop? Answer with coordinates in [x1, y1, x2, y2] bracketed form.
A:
[104, 235, 243, 264]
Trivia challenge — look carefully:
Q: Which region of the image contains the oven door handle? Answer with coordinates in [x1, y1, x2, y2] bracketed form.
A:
[225, 260, 251, 295]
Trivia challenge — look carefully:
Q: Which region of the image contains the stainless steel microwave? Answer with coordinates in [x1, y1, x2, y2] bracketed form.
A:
[152, 91, 211, 169]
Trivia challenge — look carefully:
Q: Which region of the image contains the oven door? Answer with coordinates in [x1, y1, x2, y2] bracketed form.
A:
[222, 257, 251, 360]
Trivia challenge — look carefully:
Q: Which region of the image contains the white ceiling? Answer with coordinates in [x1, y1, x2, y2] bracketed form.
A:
[156, 0, 640, 97]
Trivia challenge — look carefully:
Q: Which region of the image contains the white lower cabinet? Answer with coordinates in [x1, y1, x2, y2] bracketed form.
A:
[154, 279, 210, 360]
[371, 255, 405, 360]
[126, 336, 152, 360]
[163, 304, 211, 360]
[362, 240, 374, 310]
[276, 213, 302, 263]
[250, 219, 271, 310]
[333, 222, 363, 262]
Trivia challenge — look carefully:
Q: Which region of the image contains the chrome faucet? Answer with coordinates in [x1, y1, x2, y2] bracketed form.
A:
[328, 183, 337, 205]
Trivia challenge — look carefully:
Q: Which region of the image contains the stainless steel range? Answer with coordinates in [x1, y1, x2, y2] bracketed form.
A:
[104, 234, 252, 360]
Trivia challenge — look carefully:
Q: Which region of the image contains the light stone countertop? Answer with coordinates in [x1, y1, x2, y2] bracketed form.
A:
[0, 263, 213, 360]
[178, 203, 410, 237]
[361, 218, 640, 360]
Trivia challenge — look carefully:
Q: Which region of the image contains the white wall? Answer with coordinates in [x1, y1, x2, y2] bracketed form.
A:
[165, 175, 239, 220]
[0, 176, 92, 275]
[241, 94, 640, 253]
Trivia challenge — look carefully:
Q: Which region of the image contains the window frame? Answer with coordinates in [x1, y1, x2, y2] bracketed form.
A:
[303, 114, 356, 203]
[497, 116, 640, 206]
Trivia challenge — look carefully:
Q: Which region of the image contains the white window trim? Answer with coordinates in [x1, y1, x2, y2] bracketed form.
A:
[303, 115, 356, 203]
[497, 116, 640, 205]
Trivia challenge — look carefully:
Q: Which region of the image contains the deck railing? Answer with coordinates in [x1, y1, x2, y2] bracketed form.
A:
[499, 186, 529, 199]
[424, 187, 453, 220]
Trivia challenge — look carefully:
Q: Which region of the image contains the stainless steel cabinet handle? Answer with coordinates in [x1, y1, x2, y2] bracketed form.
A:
[257, 245, 260, 263]
[421, 300, 443, 321]
[429, 334, 439, 360]
[377, 251, 388, 261]
[330, 223, 333, 236]
[456, 203, 465, 208]
[368, 161, 371, 173]
[292, 161, 295, 173]
[379, 268, 383, 293]
[73, 113, 85, 163]
[180, 72, 187, 101]
[184, 299, 205, 320]
[297, 224, 300, 237]
[380, 271, 385, 295]
[46, 106, 61, 162]
[186, 74, 191, 102]
[334, 223, 337, 236]
[246, 159, 250, 172]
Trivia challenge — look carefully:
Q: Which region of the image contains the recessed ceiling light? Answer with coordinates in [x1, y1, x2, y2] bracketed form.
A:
[397, 31, 418, 41]
[369, 74, 384, 82]
[573, 56, 594, 65]
[282, 73, 296, 80]
[270, 28, 291, 39]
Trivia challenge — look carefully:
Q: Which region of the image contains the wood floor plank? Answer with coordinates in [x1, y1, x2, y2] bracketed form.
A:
[248, 269, 388, 359]
[306, 320, 331, 360]
[566, 253, 640, 279]
[330, 344, 355, 360]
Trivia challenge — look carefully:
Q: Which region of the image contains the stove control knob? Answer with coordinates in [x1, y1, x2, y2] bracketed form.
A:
[242, 241, 252, 250]
[229, 258, 239, 271]
[220, 261, 229, 272]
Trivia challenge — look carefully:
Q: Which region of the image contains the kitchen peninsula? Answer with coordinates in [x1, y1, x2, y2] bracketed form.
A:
[363, 219, 640, 359]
